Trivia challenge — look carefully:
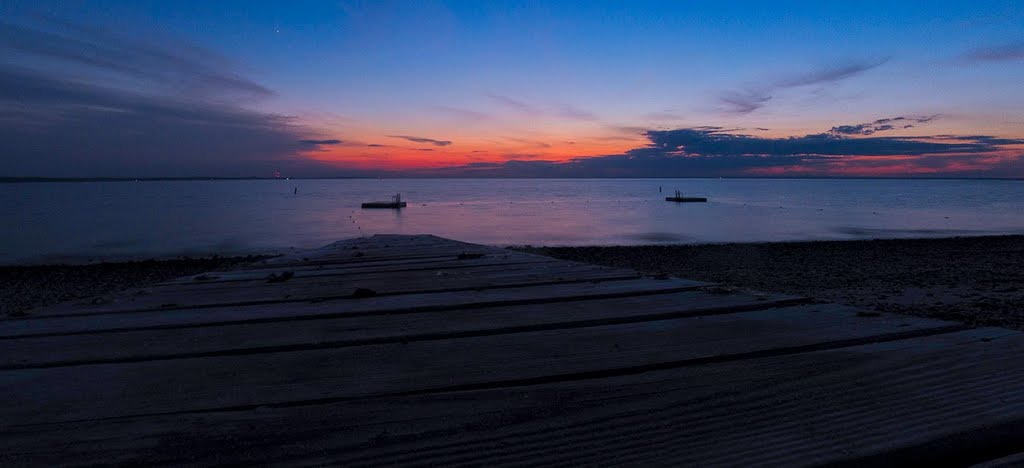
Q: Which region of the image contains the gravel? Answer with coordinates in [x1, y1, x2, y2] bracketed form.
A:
[515, 235, 1024, 330]
[0, 256, 268, 318]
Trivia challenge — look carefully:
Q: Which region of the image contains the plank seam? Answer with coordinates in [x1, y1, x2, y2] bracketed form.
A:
[7, 323, 968, 427]
[13, 273, 645, 321]
[0, 282, 707, 339]
[157, 258, 561, 286]
[0, 298, 811, 370]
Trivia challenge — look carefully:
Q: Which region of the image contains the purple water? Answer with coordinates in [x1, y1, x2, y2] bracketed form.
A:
[3, 178, 1023, 264]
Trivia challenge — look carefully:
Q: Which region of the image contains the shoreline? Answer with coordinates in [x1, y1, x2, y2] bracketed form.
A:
[517, 234, 1024, 330]
[0, 255, 269, 318]
[3, 235, 1022, 331]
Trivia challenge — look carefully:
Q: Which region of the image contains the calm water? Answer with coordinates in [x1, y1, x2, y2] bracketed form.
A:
[3, 178, 1024, 264]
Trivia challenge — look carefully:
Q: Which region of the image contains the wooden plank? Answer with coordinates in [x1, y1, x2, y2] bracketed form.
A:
[0, 291, 806, 369]
[0, 328, 1016, 467]
[158, 253, 559, 285]
[0, 304, 962, 425]
[0, 278, 708, 338]
[145, 259, 595, 295]
[27, 263, 642, 316]
[251, 240, 507, 268]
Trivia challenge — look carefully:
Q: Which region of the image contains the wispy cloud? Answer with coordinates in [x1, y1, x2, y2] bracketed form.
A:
[485, 94, 542, 115]
[430, 105, 492, 121]
[642, 111, 684, 121]
[719, 59, 888, 115]
[775, 60, 889, 88]
[0, 19, 272, 99]
[719, 91, 773, 115]
[299, 139, 343, 145]
[961, 41, 1024, 62]
[503, 137, 552, 148]
[557, 104, 599, 121]
[388, 135, 453, 146]
[0, 18, 329, 177]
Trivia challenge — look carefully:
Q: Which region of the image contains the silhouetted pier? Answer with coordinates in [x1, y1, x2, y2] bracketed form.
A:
[2, 234, 1022, 465]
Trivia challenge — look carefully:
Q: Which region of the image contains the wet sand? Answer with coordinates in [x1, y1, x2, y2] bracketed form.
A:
[517, 235, 1024, 330]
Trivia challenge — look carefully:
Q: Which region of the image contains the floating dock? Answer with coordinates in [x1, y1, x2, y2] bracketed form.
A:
[666, 189, 707, 202]
[2, 234, 1023, 465]
[361, 193, 407, 209]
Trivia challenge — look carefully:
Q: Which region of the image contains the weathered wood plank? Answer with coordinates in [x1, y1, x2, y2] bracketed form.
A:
[0, 278, 707, 338]
[0, 291, 806, 369]
[0, 304, 961, 425]
[146, 259, 602, 295]
[27, 263, 642, 316]
[251, 240, 506, 268]
[159, 253, 559, 285]
[0, 328, 1016, 467]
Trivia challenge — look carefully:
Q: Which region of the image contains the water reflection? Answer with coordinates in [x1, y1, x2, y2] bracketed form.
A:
[1, 178, 1023, 263]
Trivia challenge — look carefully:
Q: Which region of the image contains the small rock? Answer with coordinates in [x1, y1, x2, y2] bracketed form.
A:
[351, 288, 377, 298]
[266, 271, 295, 283]
[457, 253, 485, 260]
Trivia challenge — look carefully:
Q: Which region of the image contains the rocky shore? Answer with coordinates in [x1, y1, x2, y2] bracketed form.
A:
[5, 236, 1023, 331]
[517, 235, 1024, 330]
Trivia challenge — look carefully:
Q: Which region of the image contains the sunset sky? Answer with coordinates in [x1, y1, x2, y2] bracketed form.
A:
[2, 0, 1023, 178]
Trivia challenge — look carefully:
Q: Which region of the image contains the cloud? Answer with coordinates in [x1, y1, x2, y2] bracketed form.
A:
[720, 59, 887, 115]
[962, 41, 1024, 62]
[0, 18, 337, 177]
[504, 137, 552, 148]
[642, 111, 684, 121]
[485, 94, 541, 114]
[483, 93, 602, 123]
[430, 105, 492, 121]
[0, 19, 272, 99]
[388, 135, 453, 146]
[775, 59, 889, 88]
[828, 115, 938, 136]
[719, 90, 772, 114]
[299, 139, 343, 145]
[557, 104, 599, 121]
[415, 122, 1024, 178]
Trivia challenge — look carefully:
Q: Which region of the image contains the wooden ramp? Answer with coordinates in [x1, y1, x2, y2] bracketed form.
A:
[2, 234, 1023, 466]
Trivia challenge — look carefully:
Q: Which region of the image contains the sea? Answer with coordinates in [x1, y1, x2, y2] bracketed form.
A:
[2, 178, 1023, 264]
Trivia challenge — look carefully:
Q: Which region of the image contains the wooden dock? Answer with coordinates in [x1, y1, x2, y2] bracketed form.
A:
[2, 234, 1024, 466]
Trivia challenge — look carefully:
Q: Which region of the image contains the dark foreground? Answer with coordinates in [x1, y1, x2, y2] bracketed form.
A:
[3, 235, 1024, 466]
[519, 235, 1024, 330]
[0, 256, 267, 318]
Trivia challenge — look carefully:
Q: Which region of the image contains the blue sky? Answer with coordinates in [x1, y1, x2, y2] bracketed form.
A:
[1, 1, 1023, 177]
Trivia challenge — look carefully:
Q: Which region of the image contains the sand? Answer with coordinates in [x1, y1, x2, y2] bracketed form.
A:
[517, 235, 1024, 330]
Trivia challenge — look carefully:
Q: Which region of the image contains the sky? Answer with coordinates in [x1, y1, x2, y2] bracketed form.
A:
[1, 0, 1023, 178]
